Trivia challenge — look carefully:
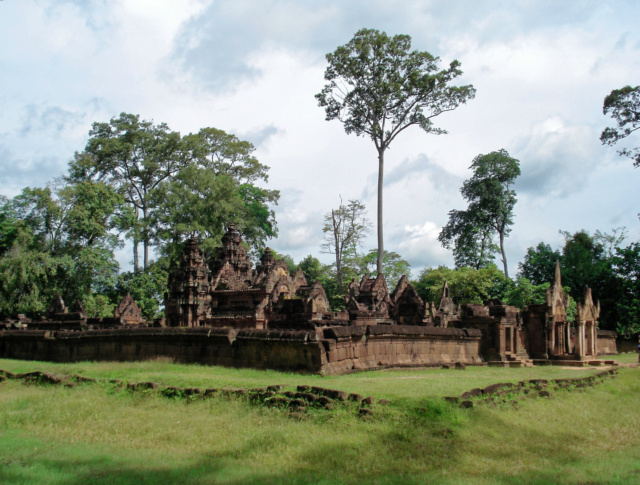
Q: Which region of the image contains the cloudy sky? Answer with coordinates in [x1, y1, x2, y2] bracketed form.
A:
[1, 0, 639, 277]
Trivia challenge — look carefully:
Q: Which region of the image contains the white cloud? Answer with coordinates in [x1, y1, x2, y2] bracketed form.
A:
[1, 0, 639, 277]
[397, 222, 452, 269]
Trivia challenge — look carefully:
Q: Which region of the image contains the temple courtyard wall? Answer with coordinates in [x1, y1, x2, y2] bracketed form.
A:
[0, 325, 482, 375]
[596, 330, 618, 355]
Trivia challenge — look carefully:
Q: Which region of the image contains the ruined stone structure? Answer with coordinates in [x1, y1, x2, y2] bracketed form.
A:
[455, 300, 530, 366]
[596, 330, 618, 355]
[5, 293, 147, 331]
[575, 287, 600, 359]
[390, 275, 430, 326]
[434, 282, 460, 327]
[0, 225, 614, 374]
[165, 225, 323, 329]
[522, 262, 571, 359]
[113, 293, 143, 325]
[521, 261, 606, 361]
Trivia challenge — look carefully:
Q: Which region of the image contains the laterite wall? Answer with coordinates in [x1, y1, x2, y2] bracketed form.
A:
[0, 325, 483, 375]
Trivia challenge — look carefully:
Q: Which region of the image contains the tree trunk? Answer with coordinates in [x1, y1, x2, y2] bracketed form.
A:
[133, 238, 139, 272]
[499, 230, 509, 278]
[333, 210, 343, 291]
[143, 206, 149, 270]
[377, 149, 385, 275]
[133, 207, 139, 272]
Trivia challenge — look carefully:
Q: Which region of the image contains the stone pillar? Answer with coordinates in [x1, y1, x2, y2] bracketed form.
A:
[558, 324, 564, 355]
[576, 321, 585, 359]
[548, 320, 556, 356]
[565, 323, 571, 354]
[589, 323, 597, 356]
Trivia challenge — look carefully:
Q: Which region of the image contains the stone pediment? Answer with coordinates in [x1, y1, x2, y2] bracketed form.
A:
[306, 280, 330, 313]
[292, 269, 308, 291]
[114, 293, 142, 324]
[545, 261, 568, 321]
[577, 287, 600, 323]
[391, 275, 410, 303]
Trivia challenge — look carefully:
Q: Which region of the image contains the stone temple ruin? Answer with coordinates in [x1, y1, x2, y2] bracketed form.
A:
[0, 224, 618, 374]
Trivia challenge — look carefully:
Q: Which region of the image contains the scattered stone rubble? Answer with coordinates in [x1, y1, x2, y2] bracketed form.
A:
[445, 367, 619, 409]
[0, 368, 389, 417]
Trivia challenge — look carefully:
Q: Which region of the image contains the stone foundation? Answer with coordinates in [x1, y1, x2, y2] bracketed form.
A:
[0, 325, 482, 375]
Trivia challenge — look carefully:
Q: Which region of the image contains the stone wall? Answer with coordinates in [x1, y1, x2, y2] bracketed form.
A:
[596, 330, 618, 355]
[0, 325, 482, 375]
[615, 334, 638, 353]
[319, 325, 483, 375]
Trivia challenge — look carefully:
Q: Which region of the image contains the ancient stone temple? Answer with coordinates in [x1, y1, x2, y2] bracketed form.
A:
[458, 299, 530, 366]
[164, 238, 212, 327]
[165, 224, 319, 329]
[345, 274, 395, 325]
[0, 223, 615, 375]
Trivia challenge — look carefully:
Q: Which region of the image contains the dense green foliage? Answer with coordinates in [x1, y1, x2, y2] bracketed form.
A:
[356, 249, 411, 290]
[317, 28, 475, 274]
[519, 229, 640, 334]
[518, 242, 562, 285]
[439, 149, 520, 276]
[0, 115, 279, 320]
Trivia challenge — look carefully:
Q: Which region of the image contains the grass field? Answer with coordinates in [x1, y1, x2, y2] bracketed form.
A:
[1, 356, 639, 484]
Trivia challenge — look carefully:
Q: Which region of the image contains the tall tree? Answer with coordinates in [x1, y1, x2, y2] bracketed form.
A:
[321, 198, 371, 291]
[601, 85, 640, 168]
[75, 113, 188, 270]
[439, 149, 520, 277]
[316, 28, 475, 274]
[518, 242, 562, 285]
[0, 180, 127, 317]
[438, 210, 498, 270]
[152, 128, 279, 262]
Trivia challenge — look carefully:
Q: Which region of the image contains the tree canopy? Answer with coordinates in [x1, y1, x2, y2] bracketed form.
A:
[70, 114, 279, 268]
[518, 229, 640, 334]
[518, 242, 562, 285]
[316, 28, 475, 274]
[601, 85, 640, 168]
[357, 249, 411, 289]
[439, 149, 520, 277]
[0, 114, 280, 320]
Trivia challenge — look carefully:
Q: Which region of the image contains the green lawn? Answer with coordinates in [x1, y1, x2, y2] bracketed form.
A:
[0, 358, 639, 484]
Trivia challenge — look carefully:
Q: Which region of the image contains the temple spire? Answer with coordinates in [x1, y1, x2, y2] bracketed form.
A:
[554, 260, 562, 287]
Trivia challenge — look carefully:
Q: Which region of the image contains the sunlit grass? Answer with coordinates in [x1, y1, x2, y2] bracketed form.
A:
[0, 357, 610, 400]
[0, 358, 639, 484]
